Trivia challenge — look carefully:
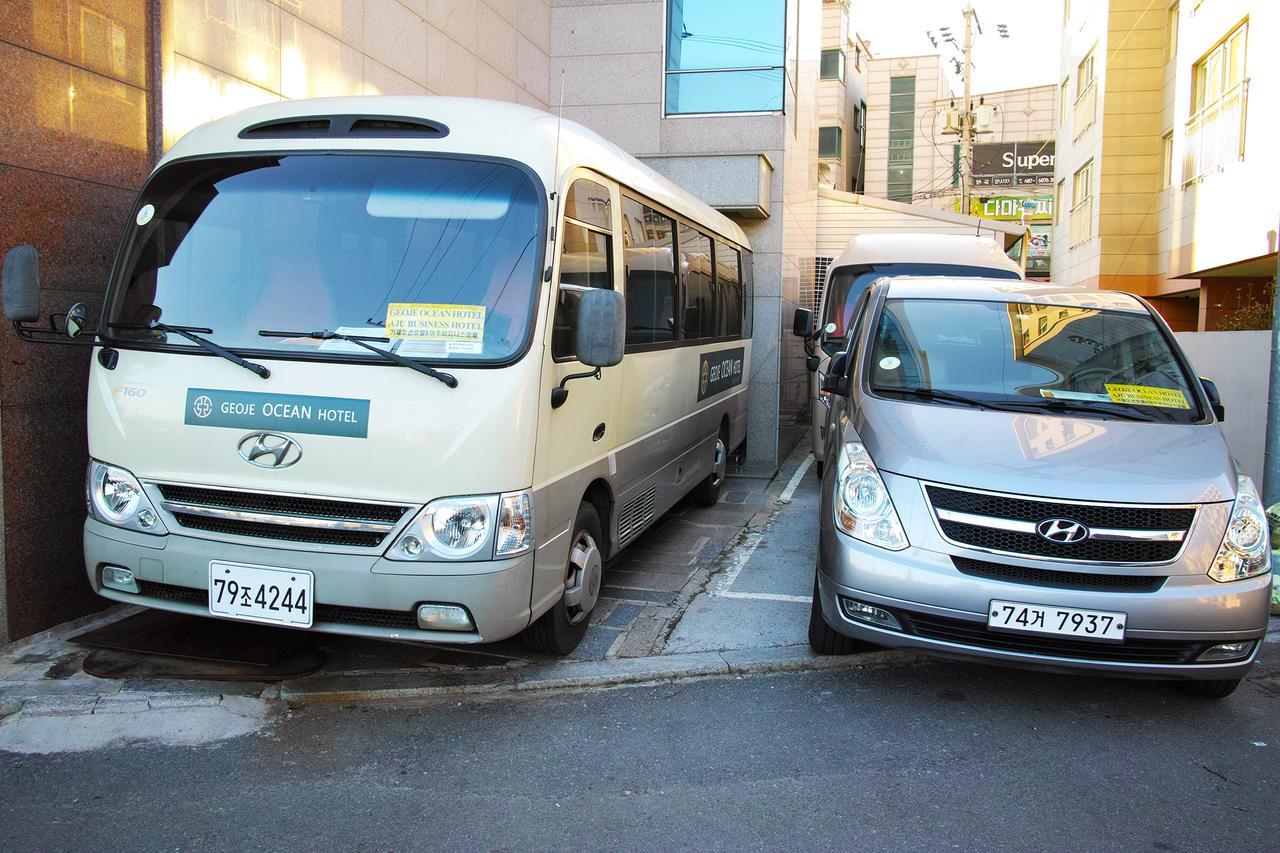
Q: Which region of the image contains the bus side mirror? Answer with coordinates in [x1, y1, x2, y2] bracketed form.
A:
[2, 245, 41, 323]
[576, 288, 624, 368]
[792, 307, 813, 338]
[822, 352, 849, 394]
[1200, 376, 1225, 422]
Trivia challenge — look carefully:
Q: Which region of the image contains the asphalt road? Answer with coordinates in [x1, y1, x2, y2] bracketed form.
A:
[5, 654, 1278, 851]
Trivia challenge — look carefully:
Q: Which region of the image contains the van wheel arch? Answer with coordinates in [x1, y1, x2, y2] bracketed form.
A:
[582, 478, 614, 559]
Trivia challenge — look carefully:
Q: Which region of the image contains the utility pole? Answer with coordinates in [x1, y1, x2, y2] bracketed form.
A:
[958, 3, 980, 214]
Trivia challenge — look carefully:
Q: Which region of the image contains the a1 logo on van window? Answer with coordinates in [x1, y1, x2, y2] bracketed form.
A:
[697, 347, 745, 402]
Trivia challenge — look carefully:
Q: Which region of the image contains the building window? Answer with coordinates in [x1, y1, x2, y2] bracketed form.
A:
[820, 48, 845, 82]
[856, 100, 866, 140]
[887, 75, 915, 202]
[818, 126, 843, 159]
[854, 45, 862, 71]
[1077, 51, 1095, 98]
[1060, 76, 1069, 124]
[553, 179, 614, 361]
[1167, 3, 1179, 61]
[1161, 131, 1174, 188]
[1069, 160, 1093, 247]
[1054, 178, 1065, 225]
[1185, 21, 1248, 182]
[665, 0, 786, 115]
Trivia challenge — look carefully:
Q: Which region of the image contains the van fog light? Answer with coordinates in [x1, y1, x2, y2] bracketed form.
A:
[840, 597, 901, 631]
[136, 508, 157, 530]
[1196, 641, 1255, 662]
[398, 535, 424, 558]
[101, 566, 139, 594]
[416, 604, 475, 632]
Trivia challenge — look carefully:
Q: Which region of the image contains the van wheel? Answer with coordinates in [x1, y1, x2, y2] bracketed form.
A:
[808, 575, 869, 655]
[1175, 678, 1242, 699]
[519, 502, 602, 656]
[691, 429, 729, 506]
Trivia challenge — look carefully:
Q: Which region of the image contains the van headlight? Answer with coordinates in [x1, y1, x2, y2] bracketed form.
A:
[1209, 474, 1271, 582]
[388, 490, 533, 561]
[87, 460, 167, 534]
[833, 442, 908, 550]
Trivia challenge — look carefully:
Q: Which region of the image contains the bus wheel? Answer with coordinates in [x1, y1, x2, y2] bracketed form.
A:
[692, 430, 728, 506]
[520, 502, 602, 656]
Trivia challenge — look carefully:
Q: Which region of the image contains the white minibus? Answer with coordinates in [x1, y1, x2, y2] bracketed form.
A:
[1, 97, 752, 656]
[795, 233, 1023, 477]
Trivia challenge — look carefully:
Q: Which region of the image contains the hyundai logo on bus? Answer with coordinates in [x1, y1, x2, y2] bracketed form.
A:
[698, 347, 745, 402]
[184, 388, 371, 438]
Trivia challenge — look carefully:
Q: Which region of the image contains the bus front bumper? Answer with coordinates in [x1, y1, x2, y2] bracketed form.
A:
[84, 518, 534, 644]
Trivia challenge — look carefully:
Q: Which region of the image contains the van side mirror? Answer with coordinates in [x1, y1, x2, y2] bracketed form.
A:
[792, 307, 813, 338]
[65, 302, 88, 338]
[822, 352, 849, 394]
[1200, 376, 1225, 422]
[2, 245, 41, 323]
[576, 288, 624, 368]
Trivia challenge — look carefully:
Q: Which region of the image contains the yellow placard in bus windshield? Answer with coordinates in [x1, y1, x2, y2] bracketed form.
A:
[385, 303, 486, 343]
[1104, 384, 1190, 410]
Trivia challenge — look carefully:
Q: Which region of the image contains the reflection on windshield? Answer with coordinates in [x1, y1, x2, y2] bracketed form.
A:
[107, 154, 543, 363]
[868, 298, 1202, 424]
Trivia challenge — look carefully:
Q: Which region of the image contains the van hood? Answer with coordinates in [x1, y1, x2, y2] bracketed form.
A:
[854, 397, 1237, 505]
[88, 350, 541, 504]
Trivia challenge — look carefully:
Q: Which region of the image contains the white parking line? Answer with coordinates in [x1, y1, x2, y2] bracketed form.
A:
[777, 454, 813, 504]
[718, 591, 812, 603]
[710, 454, 813, 597]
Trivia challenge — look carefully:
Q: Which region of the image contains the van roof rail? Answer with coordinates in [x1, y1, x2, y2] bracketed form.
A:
[238, 115, 449, 140]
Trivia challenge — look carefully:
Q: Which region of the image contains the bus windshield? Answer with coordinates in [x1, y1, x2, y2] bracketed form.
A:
[821, 262, 1021, 355]
[107, 154, 544, 363]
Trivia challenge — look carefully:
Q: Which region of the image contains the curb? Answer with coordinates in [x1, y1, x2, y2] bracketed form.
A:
[278, 645, 926, 705]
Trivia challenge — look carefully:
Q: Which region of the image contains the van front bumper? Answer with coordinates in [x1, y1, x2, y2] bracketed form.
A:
[84, 518, 533, 644]
[817, 531, 1272, 681]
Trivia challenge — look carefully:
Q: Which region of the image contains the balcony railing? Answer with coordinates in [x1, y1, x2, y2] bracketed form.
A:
[1183, 79, 1249, 184]
[1068, 196, 1092, 247]
[1072, 80, 1096, 139]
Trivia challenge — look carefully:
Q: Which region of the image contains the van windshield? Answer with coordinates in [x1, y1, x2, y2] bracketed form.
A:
[106, 154, 543, 363]
[822, 262, 1021, 355]
[867, 298, 1203, 424]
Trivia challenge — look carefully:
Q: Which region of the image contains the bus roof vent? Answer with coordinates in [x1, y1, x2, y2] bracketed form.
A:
[239, 118, 332, 139]
[347, 117, 449, 138]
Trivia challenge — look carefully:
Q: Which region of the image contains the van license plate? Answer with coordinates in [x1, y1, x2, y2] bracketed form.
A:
[987, 600, 1125, 642]
[208, 562, 313, 628]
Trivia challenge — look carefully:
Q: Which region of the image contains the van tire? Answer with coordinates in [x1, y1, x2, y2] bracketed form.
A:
[808, 575, 868, 655]
[691, 428, 729, 506]
[1175, 678, 1242, 699]
[519, 502, 602, 656]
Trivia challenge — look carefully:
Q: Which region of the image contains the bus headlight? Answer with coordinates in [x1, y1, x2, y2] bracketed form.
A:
[1209, 474, 1270, 582]
[388, 493, 535, 561]
[834, 442, 908, 551]
[87, 460, 167, 534]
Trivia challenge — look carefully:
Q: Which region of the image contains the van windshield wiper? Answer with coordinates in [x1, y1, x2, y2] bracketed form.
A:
[1000, 398, 1159, 423]
[258, 330, 458, 388]
[873, 386, 1025, 413]
[109, 322, 270, 379]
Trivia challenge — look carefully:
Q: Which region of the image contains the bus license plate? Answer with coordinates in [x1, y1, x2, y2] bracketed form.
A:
[208, 561, 313, 628]
[987, 600, 1125, 642]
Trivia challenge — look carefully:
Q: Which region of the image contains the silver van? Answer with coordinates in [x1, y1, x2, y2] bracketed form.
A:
[801, 277, 1271, 698]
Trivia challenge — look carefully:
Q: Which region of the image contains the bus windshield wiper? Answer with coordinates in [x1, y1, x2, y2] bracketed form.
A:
[109, 322, 270, 379]
[258, 330, 458, 388]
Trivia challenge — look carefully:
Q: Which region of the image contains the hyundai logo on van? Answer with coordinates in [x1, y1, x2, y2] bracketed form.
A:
[238, 432, 303, 469]
[1036, 518, 1089, 544]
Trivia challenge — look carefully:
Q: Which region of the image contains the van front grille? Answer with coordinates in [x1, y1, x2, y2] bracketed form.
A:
[927, 485, 1196, 565]
[155, 484, 410, 549]
[951, 557, 1167, 593]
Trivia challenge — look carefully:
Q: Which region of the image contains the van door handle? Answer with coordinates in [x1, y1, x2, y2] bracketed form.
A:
[593, 423, 606, 442]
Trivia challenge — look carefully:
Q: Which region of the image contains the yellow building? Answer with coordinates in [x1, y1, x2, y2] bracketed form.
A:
[1054, 0, 1278, 330]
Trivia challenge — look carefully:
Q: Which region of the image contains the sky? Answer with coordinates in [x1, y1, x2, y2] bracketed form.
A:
[855, 0, 1063, 94]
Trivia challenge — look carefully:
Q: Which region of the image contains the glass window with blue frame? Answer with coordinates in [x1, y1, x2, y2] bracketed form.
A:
[665, 0, 787, 115]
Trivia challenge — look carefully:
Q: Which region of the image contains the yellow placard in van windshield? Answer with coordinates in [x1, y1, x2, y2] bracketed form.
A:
[1104, 384, 1190, 410]
[385, 303, 485, 343]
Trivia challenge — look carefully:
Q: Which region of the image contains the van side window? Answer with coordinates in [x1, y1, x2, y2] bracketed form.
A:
[680, 225, 715, 340]
[714, 240, 742, 338]
[552, 178, 614, 361]
[622, 197, 677, 349]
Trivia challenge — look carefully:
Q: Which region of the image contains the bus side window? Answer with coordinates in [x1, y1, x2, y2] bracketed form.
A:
[622, 196, 677, 349]
[680, 225, 714, 340]
[552, 179, 614, 362]
[714, 240, 742, 338]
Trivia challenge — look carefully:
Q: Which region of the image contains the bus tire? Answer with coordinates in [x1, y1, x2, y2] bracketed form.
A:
[519, 502, 602, 656]
[691, 428, 729, 506]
